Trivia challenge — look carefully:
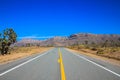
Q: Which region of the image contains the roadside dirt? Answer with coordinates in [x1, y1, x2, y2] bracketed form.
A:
[67, 48, 120, 66]
[0, 47, 52, 64]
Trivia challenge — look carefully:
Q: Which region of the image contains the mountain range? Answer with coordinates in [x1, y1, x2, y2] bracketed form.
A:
[14, 33, 120, 47]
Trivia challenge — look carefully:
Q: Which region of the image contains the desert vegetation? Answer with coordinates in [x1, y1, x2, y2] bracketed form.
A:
[0, 28, 51, 63]
[68, 39, 120, 60]
[0, 46, 51, 63]
[0, 28, 17, 55]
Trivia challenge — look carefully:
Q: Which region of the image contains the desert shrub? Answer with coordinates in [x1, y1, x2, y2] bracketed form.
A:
[96, 49, 104, 54]
[76, 45, 84, 49]
[85, 45, 90, 49]
[110, 48, 117, 52]
[91, 47, 97, 51]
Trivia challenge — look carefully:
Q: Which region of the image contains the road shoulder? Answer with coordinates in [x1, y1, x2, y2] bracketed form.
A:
[66, 48, 120, 67]
[0, 47, 52, 64]
[0, 48, 53, 75]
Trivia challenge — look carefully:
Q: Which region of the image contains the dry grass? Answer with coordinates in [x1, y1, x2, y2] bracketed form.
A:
[68, 46, 120, 60]
[0, 47, 52, 64]
[97, 47, 120, 60]
[67, 48, 120, 66]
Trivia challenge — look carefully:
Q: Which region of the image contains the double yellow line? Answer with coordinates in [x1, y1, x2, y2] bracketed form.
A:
[58, 48, 66, 80]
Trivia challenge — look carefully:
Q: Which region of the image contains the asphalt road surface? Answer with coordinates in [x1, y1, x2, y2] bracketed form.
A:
[0, 48, 120, 80]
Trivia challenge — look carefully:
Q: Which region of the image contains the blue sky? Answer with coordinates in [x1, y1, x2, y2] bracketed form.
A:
[0, 0, 120, 40]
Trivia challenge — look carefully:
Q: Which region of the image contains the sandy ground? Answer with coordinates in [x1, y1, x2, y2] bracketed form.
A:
[0, 47, 52, 64]
[67, 48, 120, 66]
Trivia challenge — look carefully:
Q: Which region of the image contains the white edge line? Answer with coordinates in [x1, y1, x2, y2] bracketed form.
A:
[0, 49, 53, 77]
[66, 49, 120, 77]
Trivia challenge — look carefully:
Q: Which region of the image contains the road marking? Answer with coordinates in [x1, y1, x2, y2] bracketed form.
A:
[68, 50, 120, 77]
[58, 48, 66, 80]
[0, 49, 52, 77]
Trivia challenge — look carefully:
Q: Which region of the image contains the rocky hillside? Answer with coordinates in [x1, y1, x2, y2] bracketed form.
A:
[14, 33, 120, 47]
[40, 33, 120, 46]
[66, 33, 120, 45]
[40, 36, 67, 46]
[13, 39, 41, 47]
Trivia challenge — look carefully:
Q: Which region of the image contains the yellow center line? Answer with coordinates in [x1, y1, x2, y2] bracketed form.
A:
[58, 48, 66, 80]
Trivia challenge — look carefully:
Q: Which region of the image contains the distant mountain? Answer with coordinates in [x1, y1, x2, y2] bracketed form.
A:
[13, 38, 41, 47]
[14, 33, 120, 47]
[66, 33, 120, 45]
[40, 36, 67, 46]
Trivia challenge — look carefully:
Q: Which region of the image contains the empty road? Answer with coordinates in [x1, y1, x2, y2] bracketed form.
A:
[0, 48, 120, 80]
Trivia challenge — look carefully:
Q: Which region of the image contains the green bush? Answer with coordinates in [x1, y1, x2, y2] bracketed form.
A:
[0, 28, 17, 55]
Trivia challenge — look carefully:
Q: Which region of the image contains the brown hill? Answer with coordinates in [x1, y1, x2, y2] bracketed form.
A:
[14, 33, 120, 47]
[13, 38, 41, 47]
